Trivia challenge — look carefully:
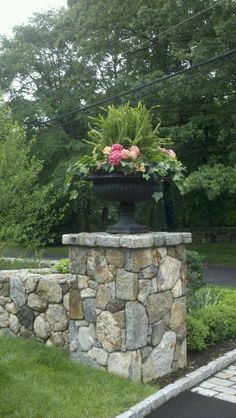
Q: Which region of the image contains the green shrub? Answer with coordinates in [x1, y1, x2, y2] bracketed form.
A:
[187, 287, 223, 314]
[187, 316, 209, 351]
[54, 258, 69, 273]
[187, 287, 236, 351]
[186, 250, 205, 292]
[0, 99, 60, 249]
[188, 303, 236, 350]
[215, 304, 236, 336]
[220, 289, 236, 306]
[195, 306, 230, 345]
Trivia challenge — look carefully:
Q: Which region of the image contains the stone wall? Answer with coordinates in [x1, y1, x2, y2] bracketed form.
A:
[0, 270, 75, 347]
[63, 232, 192, 382]
[190, 227, 236, 243]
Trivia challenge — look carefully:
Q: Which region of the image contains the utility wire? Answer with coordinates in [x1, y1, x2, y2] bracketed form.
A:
[64, 57, 234, 123]
[139, 58, 233, 105]
[78, 2, 219, 56]
[121, 2, 219, 56]
[18, 1, 218, 107]
[25, 2, 220, 103]
[32, 47, 236, 126]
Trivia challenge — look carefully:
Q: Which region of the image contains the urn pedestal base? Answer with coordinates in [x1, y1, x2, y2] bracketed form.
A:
[107, 203, 148, 234]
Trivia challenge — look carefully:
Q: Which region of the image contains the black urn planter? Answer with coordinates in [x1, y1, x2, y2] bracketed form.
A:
[88, 173, 162, 234]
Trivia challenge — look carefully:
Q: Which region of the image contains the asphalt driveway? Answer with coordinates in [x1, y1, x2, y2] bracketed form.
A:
[204, 266, 236, 288]
[146, 391, 236, 418]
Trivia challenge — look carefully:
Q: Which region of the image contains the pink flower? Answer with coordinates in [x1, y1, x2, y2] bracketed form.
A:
[111, 144, 123, 152]
[160, 147, 176, 158]
[108, 150, 122, 166]
[168, 149, 176, 158]
[121, 149, 130, 159]
[129, 145, 140, 159]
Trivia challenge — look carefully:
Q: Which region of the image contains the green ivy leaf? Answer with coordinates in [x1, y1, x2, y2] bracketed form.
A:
[69, 190, 78, 200]
[152, 191, 163, 202]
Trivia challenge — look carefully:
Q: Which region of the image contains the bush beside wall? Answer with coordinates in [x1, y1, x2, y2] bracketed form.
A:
[187, 288, 236, 351]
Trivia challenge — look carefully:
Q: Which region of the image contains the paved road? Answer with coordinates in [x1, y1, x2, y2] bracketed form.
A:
[146, 337, 236, 418]
[146, 391, 236, 418]
[204, 266, 236, 287]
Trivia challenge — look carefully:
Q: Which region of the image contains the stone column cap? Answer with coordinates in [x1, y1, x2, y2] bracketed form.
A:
[62, 232, 192, 248]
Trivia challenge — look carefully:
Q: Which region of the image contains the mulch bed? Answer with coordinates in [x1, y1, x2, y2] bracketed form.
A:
[155, 338, 236, 388]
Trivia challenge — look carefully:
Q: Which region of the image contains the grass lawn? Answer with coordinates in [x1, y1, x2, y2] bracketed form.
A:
[42, 246, 68, 258]
[190, 242, 236, 266]
[1, 244, 67, 260]
[0, 337, 155, 418]
[0, 258, 49, 270]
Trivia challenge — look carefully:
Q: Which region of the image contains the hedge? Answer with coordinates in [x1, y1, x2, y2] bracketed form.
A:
[187, 288, 236, 351]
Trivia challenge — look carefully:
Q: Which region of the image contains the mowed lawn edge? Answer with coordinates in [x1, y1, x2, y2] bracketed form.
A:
[190, 243, 236, 267]
[0, 336, 155, 418]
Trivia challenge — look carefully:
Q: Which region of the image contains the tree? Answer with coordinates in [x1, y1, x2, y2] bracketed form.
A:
[0, 9, 98, 188]
[0, 9, 100, 233]
[0, 98, 58, 249]
[66, 0, 236, 228]
[1, 1, 236, 233]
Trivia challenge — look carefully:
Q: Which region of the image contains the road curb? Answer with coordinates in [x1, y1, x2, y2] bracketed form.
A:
[115, 348, 236, 418]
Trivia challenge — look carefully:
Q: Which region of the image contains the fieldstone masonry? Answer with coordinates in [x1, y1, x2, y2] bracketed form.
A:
[0, 270, 75, 347]
[63, 232, 192, 382]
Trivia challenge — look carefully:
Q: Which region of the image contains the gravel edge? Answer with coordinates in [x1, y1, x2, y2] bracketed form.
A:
[115, 348, 236, 418]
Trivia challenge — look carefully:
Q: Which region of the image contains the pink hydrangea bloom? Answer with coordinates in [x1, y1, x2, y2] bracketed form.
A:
[129, 145, 140, 158]
[160, 147, 176, 158]
[168, 149, 176, 158]
[108, 150, 122, 166]
[111, 144, 123, 152]
[121, 149, 130, 159]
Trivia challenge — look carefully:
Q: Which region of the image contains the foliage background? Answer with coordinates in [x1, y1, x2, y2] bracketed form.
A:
[0, 0, 235, 245]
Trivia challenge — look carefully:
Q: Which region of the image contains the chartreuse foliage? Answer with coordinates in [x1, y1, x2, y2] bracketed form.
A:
[0, 337, 154, 418]
[54, 258, 70, 273]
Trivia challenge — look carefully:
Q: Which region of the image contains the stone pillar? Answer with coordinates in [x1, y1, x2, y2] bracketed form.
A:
[62, 232, 192, 382]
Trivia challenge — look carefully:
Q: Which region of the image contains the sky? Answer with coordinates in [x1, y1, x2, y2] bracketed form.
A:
[0, 0, 67, 36]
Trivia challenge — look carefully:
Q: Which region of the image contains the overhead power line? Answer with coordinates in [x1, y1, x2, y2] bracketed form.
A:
[65, 58, 234, 123]
[79, 2, 219, 57]
[121, 2, 219, 56]
[11, 2, 219, 105]
[139, 58, 234, 104]
[33, 47, 236, 126]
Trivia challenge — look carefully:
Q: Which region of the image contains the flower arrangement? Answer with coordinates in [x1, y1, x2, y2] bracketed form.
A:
[96, 142, 178, 176]
[66, 102, 184, 193]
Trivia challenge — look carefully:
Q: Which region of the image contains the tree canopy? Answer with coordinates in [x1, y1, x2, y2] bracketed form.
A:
[0, 97, 59, 248]
[0, 0, 235, 241]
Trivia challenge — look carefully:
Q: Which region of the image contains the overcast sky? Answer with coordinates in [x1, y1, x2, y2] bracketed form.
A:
[0, 0, 67, 36]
